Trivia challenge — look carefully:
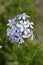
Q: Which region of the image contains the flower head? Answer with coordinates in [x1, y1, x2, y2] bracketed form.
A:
[18, 13, 30, 20]
[7, 13, 34, 44]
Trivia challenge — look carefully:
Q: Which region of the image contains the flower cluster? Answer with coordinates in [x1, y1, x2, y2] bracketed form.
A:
[7, 13, 34, 44]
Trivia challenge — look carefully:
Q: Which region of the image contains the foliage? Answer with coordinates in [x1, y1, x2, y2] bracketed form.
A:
[0, 40, 41, 65]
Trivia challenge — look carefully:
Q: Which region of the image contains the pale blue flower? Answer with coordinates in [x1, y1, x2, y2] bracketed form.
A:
[22, 31, 34, 40]
[7, 20, 14, 26]
[24, 29, 31, 34]
[21, 13, 30, 20]
[19, 20, 30, 28]
[7, 17, 16, 26]
[18, 13, 30, 20]
[22, 34, 31, 38]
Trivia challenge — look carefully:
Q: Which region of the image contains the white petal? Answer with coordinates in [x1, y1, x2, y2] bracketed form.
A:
[22, 13, 30, 18]
[20, 26, 24, 32]
[7, 22, 13, 26]
[19, 37, 24, 44]
[19, 20, 23, 24]
[30, 22, 34, 25]
[22, 34, 31, 38]
[24, 31, 27, 34]
[26, 29, 30, 33]
[30, 24, 33, 29]
[11, 25, 16, 31]
[7, 28, 11, 36]
[23, 21, 30, 28]
[17, 28, 20, 32]
[31, 34, 34, 40]
[8, 19, 11, 22]
[7, 33, 10, 36]
[11, 31, 15, 35]
[7, 19, 16, 26]
[11, 26, 17, 35]
[16, 23, 21, 28]
[29, 22, 34, 29]
[7, 21, 13, 26]
[7, 23, 10, 26]
[19, 32, 22, 36]
[15, 32, 19, 36]
[24, 24, 29, 28]
[26, 34, 31, 38]
[26, 20, 30, 24]
[24, 29, 30, 34]
[0, 45, 2, 48]
[22, 16, 26, 20]
[24, 21, 28, 24]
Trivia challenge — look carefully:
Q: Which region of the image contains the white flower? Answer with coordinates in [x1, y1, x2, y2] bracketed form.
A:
[0, 45, 2, 48]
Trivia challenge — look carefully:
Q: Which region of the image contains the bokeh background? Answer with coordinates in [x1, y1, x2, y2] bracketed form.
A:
[0, 0, 43, 65]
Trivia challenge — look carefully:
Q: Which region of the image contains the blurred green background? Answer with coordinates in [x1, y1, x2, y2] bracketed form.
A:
[0, 0, 43, 65]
